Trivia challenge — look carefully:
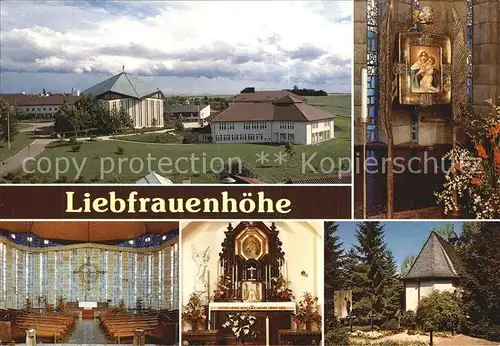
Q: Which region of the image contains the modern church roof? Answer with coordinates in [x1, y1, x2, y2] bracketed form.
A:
[83, 72, 161, 99]
[404, 232, 464, 280]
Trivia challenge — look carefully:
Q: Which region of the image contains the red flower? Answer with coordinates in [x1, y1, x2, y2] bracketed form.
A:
[471, 177, 483, 185]
[488, 123, 500, 137]
[476, 144, 488, 159]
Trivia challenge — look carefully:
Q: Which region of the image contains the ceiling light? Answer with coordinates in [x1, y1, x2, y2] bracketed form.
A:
[44, 240, 49, 245]
[128, 240, 134, 245]
[10, 234, 16, 239]
[145, 237, 151, 242]
[162, 235, 167, 241]
[27, 237, 33, 242]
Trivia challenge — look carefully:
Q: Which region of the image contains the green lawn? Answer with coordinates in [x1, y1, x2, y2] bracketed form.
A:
[112, 132, 182, 144]
[0, 132, 36, 161]
[17, 94, 351, 183]
[25, 137, 350, 183]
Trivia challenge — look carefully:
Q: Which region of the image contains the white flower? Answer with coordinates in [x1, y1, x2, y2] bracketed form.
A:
[232, 327, 238, 333]
[244, 329, 249, 335]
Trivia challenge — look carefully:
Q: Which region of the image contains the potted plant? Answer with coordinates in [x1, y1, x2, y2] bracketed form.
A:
[269, 275, 294, 301]
[293, 292, 322, 331]
[182, 293, 206, 332]
[25, 298, 32, 312]
[213, 275, 232, 301]
[222, 312, 257, 345]
[56, 296, 67, 311]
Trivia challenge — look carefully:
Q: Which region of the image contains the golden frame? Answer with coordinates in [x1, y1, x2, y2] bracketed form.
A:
[235, 226, 269, 261]
[398, 32, 452, 106]
[241, 281, 263, 302]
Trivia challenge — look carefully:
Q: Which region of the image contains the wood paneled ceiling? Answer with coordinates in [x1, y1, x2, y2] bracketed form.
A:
[0, 221, 178, 242]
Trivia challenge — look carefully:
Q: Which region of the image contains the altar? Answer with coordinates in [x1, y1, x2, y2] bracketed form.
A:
[182, 221, 323, 346]
[78, 302, 96, 319]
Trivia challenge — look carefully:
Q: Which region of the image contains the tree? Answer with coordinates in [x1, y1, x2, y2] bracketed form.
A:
[218, 160, 256, 180]
[459, 222, 500, 340]
[284, 141, 296, 162]
[174, 119, 184, 132]
[400, 254, 416, 277]
[415, 290, 464, 332]
[0, 97, 21, 143]
[352, 222, 401, 327]
[429, 224, 456, 241]
[324, 222, 345, 323]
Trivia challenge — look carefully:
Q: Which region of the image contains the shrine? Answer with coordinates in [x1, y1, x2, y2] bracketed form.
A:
[181, 221, 324, 345]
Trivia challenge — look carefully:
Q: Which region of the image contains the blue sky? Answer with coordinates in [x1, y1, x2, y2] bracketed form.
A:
[335, 221, 464, 273]
[0, 1, 352, 95]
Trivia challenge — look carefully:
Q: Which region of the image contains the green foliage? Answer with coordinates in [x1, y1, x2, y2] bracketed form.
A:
[218, 160, 256, 180]
[459, 222, 500, 341]
[54, 95, 133, 136]
[174, 119, 184, 132]
[324, 319, 349, 346]
[71, 144, 81, 152]
[429, 224, 456, 242]
[400, 255, 415, 278]
[324, 222, 346, 323]
[0, 97, 22, 143]
[401, 310, 416, 330]
[115, 146, 124, 155]
[349, 222, 402, 327]
[415, 290, 463, 332]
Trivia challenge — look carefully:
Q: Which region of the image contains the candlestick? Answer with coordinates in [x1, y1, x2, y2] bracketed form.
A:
[232, 266, 235, 293]
[207, 270, 210, 302]
[285, 259, 288, 281]
[266, 316, 270, 346]
[361, 67, 368, 122]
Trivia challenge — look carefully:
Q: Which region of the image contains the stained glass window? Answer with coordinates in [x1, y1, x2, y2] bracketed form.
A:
[466, 0, 473, 103]
[366, 0, 379, 142]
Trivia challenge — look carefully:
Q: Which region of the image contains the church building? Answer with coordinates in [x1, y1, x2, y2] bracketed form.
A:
[403, 232, 463, 312]
[83, 70, 164, 128]
[181, 221, 324, 346]
[0, 221, 179, 344]
[210, 89, 335, 145]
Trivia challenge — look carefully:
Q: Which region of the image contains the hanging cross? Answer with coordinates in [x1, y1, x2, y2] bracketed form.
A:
[73, 257, 106, 291]
[248, 266, 257, 279]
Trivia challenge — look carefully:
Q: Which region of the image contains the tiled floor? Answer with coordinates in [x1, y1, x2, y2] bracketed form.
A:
[66, 319, 108, 344]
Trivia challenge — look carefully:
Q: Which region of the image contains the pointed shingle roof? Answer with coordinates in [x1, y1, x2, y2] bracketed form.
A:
[404, 232, 464, 280]
[83, 72, 161, 99]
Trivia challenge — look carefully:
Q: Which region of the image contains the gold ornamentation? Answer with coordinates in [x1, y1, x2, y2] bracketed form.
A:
[420, 94, 433, 107]
[393, 63, 407, 75]
[73, 257, 106, 291]
[413, 7, 435, 25]
[419, 31, 433, 45]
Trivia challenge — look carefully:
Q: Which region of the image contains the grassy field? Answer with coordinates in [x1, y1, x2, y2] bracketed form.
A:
[0, 132, 36, 161]
[17, 94, 351, 183]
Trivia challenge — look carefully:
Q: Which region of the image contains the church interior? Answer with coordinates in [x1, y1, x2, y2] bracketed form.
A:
[354, 0, 500, 218]
[180, 221, 324, 345]
[0, 221, 179, 345]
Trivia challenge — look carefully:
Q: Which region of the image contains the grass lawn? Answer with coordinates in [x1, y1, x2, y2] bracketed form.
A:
[20, 94, 351, 183]
[112, 132, 182, 144]
[0, 132, 36, 162]
[26, 137, 350, 183]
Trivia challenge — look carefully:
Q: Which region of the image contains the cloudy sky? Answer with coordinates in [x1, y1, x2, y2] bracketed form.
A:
[0, 1, 352, 95]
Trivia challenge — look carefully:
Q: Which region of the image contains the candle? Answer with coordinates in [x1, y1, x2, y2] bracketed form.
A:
[266, 316, 270, 346]
[361, 67, 368, 122]
[232, 267, 235, 292]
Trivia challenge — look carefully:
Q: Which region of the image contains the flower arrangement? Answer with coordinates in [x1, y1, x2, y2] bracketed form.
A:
[435, 99, 500, 219]
[182, 292, 206, 331]
[222, 312, 257, 343]
[213, 275, 232, 300]
[56, 295, 67, 311]
[270, 275, 294, 301]
[293, 292, 322, 330]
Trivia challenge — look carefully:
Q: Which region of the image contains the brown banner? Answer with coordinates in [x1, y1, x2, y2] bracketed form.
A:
[0, 185, 351, 220]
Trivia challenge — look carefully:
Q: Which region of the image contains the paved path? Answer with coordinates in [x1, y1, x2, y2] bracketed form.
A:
[0, 139, 51, 174]
[0, 128, 176, 174]
[19, 121, 54, 133]
[436, 335, 499, 345]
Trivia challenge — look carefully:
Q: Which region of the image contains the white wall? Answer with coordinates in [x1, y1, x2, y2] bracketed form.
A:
[405, 280, 458, 312]
[100, 97, 164, 128]
[211, 120, 334, 145]
[181, 221, 324, 310]
[21, 105, 61, 118]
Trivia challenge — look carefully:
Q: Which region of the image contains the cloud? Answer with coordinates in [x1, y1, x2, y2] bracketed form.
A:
[0, 0, 352, 94]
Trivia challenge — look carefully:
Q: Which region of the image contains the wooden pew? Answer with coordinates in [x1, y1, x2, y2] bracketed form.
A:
[99, 313, 159, 344]
[15, 312, 75, 343]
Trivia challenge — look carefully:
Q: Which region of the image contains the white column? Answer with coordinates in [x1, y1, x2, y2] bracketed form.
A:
[266, 316, 270, 346]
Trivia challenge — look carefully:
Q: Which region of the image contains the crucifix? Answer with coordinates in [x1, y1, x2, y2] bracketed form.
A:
[248, 266, 257, 280]
[73, 256, 106, 292]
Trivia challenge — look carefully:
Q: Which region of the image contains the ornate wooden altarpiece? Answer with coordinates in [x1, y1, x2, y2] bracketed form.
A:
[208, 221, 295, 345]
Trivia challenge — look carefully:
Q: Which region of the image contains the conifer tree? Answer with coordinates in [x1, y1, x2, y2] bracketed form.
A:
[459, 222, 500, 341]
